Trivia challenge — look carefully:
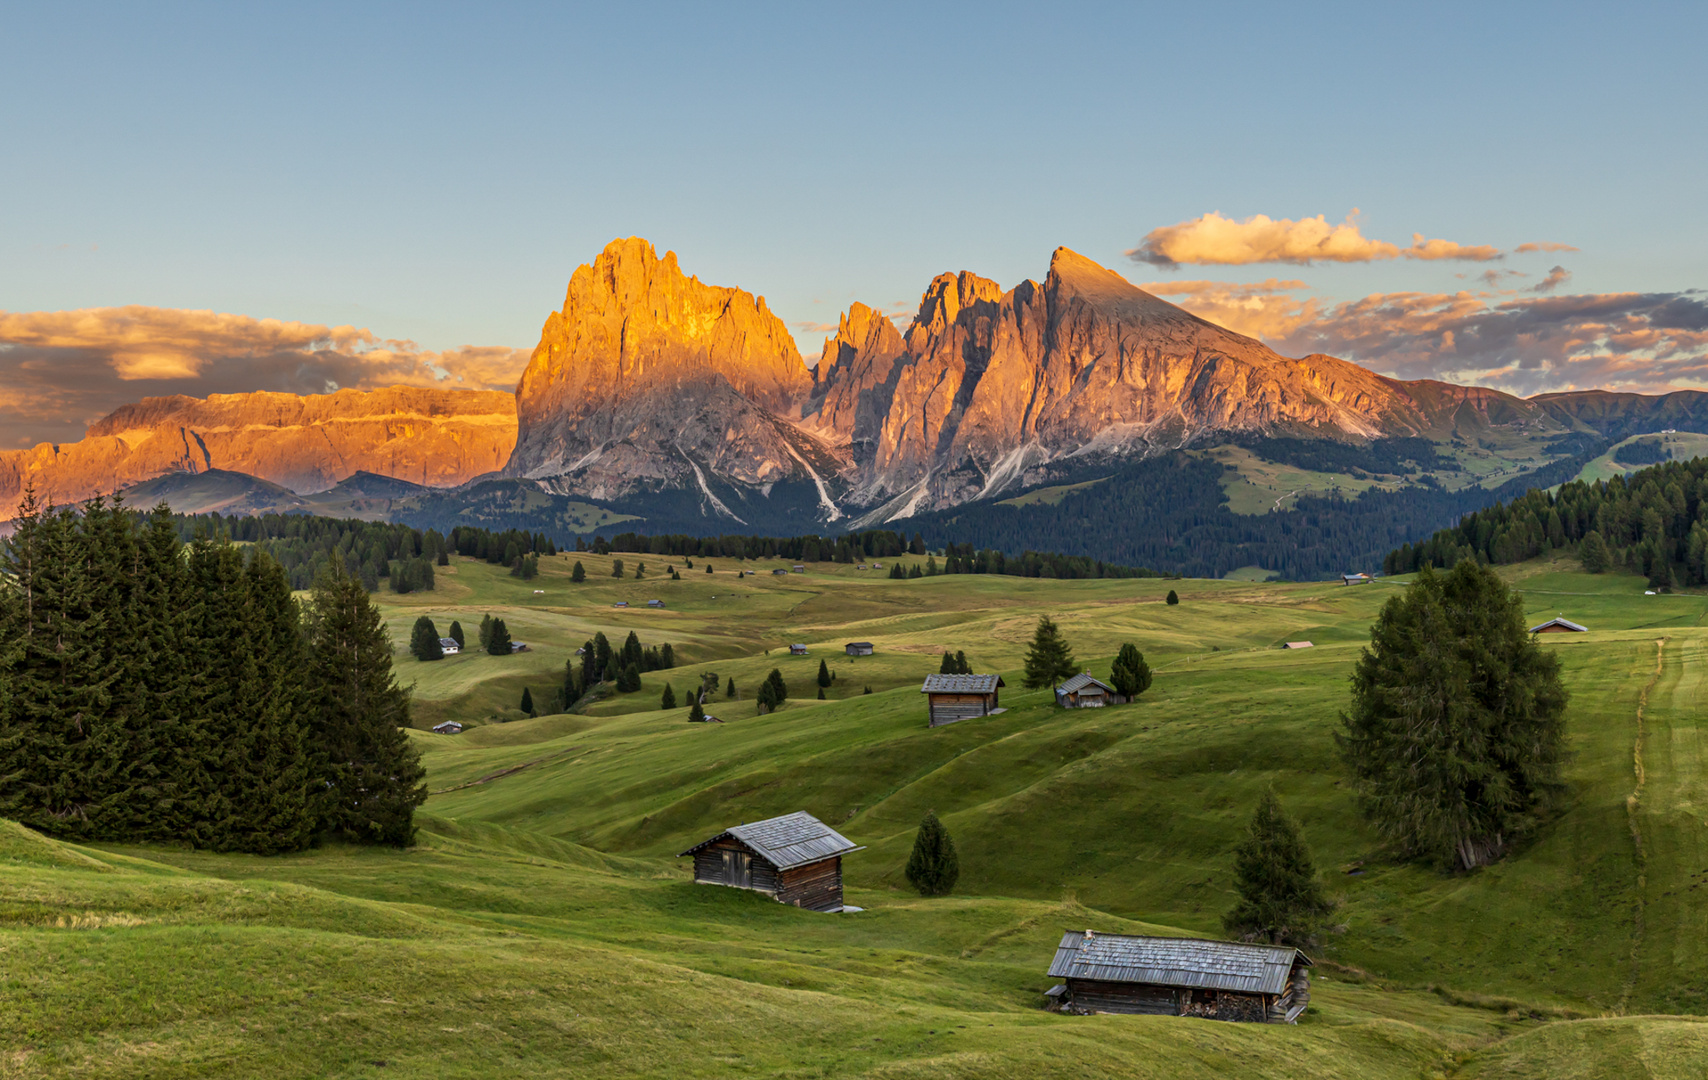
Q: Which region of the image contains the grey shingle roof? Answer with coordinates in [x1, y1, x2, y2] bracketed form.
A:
[1057, 672, 1114, 694]
[1530, 617, 1587, 632]
[1047, 932, 1310, 995]
[920, 674, 1005, 694]
[677, 811, 862, 870]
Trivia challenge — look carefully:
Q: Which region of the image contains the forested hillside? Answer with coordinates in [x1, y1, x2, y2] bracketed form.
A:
[1387, 455, 1708, 588]
[909, 450, 1599, 579]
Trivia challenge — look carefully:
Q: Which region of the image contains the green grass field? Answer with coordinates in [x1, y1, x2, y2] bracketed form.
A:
[5, 551, 1708, 1077]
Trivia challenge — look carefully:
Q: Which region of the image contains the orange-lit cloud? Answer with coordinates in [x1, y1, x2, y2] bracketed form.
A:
[1160, 280, 1708, 396]
[1528, 266, 1571, 294]
[0, 306, 527, 448]
[1128, 210, 1505, 267]
[1138, 279, 1322, 341]
[1515, 241, 1579, 254]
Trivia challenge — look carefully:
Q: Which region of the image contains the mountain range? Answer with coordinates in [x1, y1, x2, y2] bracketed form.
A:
[9, 238, 1708, 550]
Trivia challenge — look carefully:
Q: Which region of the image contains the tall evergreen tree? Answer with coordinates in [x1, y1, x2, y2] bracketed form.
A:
[904, 810, 960, 897]
[1110, 643, 1153, 700]
[611, 559, 624, 577]
[478, 613, 494, 650]
[661, 683, 677, 709]
[486, 617, 513, 656]
[688, 700, 705, 723]
[409, 616, 444, 661]
[1580, 529, 1612, 573]
[571, 560, 586, 583]
[520, 686, 535, 716]
[621, 631, 643, 671]
[592, 632, 614, 679]
[302, 556, 426, 846]
[1339, 560, 1568, 871]
[447, 620, 465, 648]
[223, 550, 313, 854]
[1022, 616, 1078, 688]
[1165, 589, 1180, 605]
[817, 659, 831, 687]
[1223, 790, 1335, 945]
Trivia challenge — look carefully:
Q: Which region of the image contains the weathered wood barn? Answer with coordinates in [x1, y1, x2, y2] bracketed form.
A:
[678, 811, 862, 912]
[1055, 672, 1116, 708]
[920, 673, 1005, 727]
[1045, 931, 1312, 1023]
[1530, 617, 1587, 633]
[845, 641, 874, 656]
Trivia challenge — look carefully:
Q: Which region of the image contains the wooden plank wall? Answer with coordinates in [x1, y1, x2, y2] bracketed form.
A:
[775, 856, 843, 911]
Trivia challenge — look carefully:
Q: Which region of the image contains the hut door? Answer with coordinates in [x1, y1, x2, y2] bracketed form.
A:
[722, 849, 752, 887]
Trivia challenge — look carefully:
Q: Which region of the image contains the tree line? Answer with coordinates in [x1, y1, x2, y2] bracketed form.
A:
[0, 493, 425, 851]
[1385, 454, 1708, 588]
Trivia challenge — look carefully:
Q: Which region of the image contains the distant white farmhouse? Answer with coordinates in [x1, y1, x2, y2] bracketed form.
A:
[439, 638, 461, 655]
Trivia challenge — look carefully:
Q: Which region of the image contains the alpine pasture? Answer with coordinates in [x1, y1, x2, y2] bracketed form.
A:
[7, 550, 1708, 1078]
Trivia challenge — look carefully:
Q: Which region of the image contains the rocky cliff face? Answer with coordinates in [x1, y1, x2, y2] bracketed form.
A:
[0, 386, 516, 512]
[507, 238, 834, 512]
[803, 247, 1483, 518]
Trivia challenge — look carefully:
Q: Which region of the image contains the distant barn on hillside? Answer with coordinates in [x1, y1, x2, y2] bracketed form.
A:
[845, 641, 874, 657]
[1340, 573, 1372, 585]
[921, 673, 1005, 727]
[1530, 617, 1587, 634]
[679, 811, 862, 912]
[789, 644, 809, 656]
[1055, 672, 1116, 708]
[1045, 931, 1312, 1023]
[1281, 641, 1313, 650]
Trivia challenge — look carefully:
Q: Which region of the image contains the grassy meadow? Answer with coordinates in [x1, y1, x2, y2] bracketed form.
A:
[7, 550, 1708, 1077]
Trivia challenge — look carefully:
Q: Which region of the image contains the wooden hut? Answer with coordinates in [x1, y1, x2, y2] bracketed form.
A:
[678, 811, 862, 912]
[1529, 617, 1587, 633]
[1045, 931, 1312, 1023]
[789, 644, 810, 656]
[845, 641, 874, 657]
[921, 673, 1005, 727]
[1055, 672, 1116, 708]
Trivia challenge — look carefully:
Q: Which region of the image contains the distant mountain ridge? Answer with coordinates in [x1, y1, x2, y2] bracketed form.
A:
[13, 238, 1708, 541]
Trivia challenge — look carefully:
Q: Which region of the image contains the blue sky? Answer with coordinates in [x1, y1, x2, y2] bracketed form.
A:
[2, 2, 1705, 444]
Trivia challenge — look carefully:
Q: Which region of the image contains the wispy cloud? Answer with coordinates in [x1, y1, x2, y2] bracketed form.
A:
[1514, 241, 1579, 254]
[1128, 210, 1504, 267]
[0, 306, 527, 448]
[1137, 279, 1322, 341]
[1157, 280, 1708, 396]
[1531, 266, 1572, 294]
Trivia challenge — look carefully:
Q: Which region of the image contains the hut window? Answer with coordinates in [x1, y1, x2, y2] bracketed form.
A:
[722, 849, 752, 887]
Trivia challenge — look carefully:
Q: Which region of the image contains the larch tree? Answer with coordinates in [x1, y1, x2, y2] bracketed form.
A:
[1110, 643, 1153, 700]
[302, 556, 426, 846]
[1338, 559, 1568, 871]
[904, 810, 960, 897]
[1223, 790, 1335, 946]
[1022, 616, 1077, 689]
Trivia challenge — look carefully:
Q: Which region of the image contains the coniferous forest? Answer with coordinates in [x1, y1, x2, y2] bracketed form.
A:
[0, 493, 425, 852]
[1387, 455, 1708, 589]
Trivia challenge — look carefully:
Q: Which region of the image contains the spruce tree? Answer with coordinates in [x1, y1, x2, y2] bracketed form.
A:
[487, 617, 513, 656]
[520, 686, 535, 716]
[725, 677, 736, 699]
[661, 683, 677, 709]
[611, 559, 624, 578]
[593, 632, 614, 679]
[765, 668, 787, 703]
[1022, 616, 1078, 688]
[817, 659, 831, 687]
[1166, 589, 1180, 605]
[131, 503, 199, 841]
[1223, 790, 1335, 945]
[571, 561, 586, 583]
[689, 700, 705, 722]
[1580, 530, 1612, 573]
[1339, 560, 1568, 871]
[224, 550, 313, 854]
[953, 650, 969, 674]
[409, 616, 444, 661]
[622, 631, 643, 671]
[939, 650, 956, 674]
[904, 810, 960, 897]
[303, 556, 426, 846]
[1110, 643, 1153, 700]
[448, 620, 465, 648]
[660, 643, 675, 669]
[478, 613, 494, 650]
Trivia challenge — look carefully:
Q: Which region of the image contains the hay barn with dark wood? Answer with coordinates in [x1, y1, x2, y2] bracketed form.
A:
[678, 811, 862, 912]
[845, 641, 874, 656]
[1045, 931, 1312, 1023]
[1055, 672, 1116, 708]
[920, 673, 1005, 727]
